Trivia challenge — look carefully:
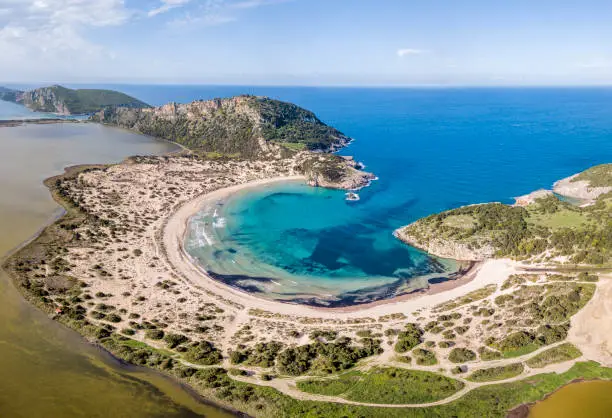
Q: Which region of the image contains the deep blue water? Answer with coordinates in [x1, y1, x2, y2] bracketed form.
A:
[6, 86, 612, 305]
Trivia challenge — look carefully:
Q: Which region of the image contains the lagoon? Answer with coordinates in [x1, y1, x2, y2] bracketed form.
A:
[0, 122, 232, 417]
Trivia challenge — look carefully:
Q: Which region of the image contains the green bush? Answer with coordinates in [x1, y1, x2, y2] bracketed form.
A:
[412, 348, 437, 366]
[183, 341, 222, 365]
[526, 343, 582, 368]
[164, 333, 189, 348]
[467, 363, 524, 382]
[394, 323, 424, 353]
[276, 337, 382, 376]
[449, 348, 477, 363]
[145, 329, 165, 340]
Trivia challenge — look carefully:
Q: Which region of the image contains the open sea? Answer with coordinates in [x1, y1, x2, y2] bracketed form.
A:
[4, 86, 612, 306]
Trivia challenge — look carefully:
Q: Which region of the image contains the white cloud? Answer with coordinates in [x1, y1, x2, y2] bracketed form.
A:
[397, 48, 425, 57]
[148, 0, 192, 17]
[230, 0, 290, 9]
[0, 0, 131, 80]
[168, 0, 288, 26]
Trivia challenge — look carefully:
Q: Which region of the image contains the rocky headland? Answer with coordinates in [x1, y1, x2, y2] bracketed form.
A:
[91, 95, 373, 190]
[553, 164, 612, 202]
[0, 85, 148, 115]
[396, 164, 612, 266]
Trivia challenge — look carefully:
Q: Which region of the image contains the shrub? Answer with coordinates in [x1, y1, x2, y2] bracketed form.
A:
[412, 348, 437, 366]
[449, 348, 477, 363]
[467, 363, 524, 382]
[526, 343, 582, 368]
[105, 313, 122, 323]
[277, 337, 381, 376]
[183, 341, 222, 365]
[144, 329, 164, 340]
[536, 323, 569, 345]
[494, 331, 536, 354]
[439, 341, 455, 349]
[478, 347, 502, 361]
[394, 323, 424, 353]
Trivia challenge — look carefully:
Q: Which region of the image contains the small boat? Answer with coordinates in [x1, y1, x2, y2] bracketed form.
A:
[345, 192, 360, 201]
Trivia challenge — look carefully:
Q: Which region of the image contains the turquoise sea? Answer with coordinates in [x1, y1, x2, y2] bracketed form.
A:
[5, 86, 612, 306]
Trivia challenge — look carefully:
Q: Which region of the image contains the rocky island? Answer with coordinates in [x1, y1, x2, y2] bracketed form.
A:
[3, 92, 612, 417]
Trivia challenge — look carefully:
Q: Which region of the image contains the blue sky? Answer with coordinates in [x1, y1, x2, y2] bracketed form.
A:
[1, 0, 611, 85]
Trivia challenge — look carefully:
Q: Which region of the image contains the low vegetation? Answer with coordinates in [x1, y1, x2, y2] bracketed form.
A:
[449, 348, 477, 363]
[297, 367, 464, 405]
[276, 337, 382, 376]
[296, 371, 362, 396]
[526, 343, 583, 368]
[400, 182, 612, 265]
[467, 363, 524, 382]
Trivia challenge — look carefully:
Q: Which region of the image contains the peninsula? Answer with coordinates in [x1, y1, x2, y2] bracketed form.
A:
[3, 94, 612, 417]
[0, 85, 149, 115]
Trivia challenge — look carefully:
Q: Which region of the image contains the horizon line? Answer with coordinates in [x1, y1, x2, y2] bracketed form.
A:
[4, 81, 612, 89]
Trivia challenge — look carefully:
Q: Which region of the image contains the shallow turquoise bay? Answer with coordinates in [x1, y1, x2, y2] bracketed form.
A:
[181, 87, 612, 306]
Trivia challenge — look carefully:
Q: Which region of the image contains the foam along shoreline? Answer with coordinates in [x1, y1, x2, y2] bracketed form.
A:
[165, 176, 520, 318]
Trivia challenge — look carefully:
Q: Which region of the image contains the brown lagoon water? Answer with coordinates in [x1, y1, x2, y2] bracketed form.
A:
[0, 123, 233, 418]
[529, 380, 612, 418]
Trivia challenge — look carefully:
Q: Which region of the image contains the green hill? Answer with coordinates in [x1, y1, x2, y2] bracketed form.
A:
[15, 85, 149, 115]
[90, 95, 352, 158]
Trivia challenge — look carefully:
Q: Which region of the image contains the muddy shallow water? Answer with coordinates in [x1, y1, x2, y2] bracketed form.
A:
[528, 380, 612, 418]
[0, 123, 234, 417]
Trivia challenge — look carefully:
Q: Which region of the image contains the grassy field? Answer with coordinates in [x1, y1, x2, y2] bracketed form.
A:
[188, 362, 612, 417]
[501, 343, 541, 359]
[297, 368, 464, 404]
[527, 208, 588, 229]
[280, 142, 307, 151]
[443, 214, 477, 229]
[467, 363, 524, 382]
[526, 343, 583, 368]
[296, 371, 362, 396]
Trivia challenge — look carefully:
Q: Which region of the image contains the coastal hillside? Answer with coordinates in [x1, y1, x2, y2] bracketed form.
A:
[0, 85, 149, 115]
[396, 164, 612, 265]
[554, 163, 612, 200]
[90, 95, 351, 158]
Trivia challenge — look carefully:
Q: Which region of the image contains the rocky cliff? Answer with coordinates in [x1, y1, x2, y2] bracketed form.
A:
[2, 85, 149, 115]
[90, 96, 352, 159]
[296, 153, 376, 190]
[394, 228, 495, 261]
[553, 164, 612, 202]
